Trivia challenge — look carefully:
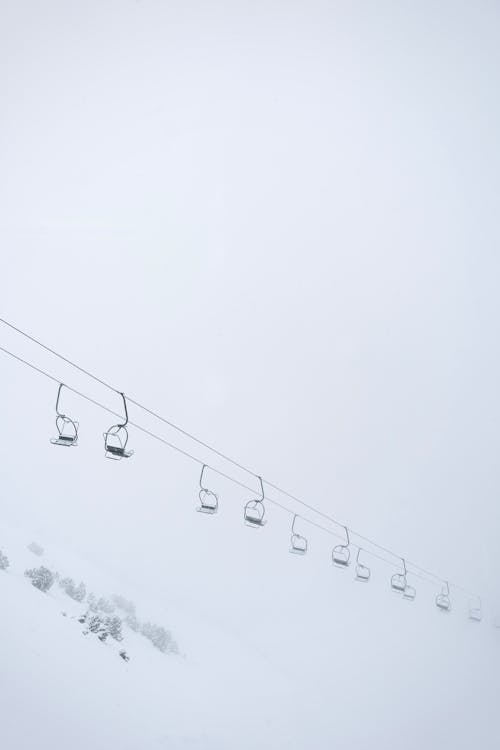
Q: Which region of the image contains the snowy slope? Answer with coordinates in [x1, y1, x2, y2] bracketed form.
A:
[0, 523, 296, 750]
[2, 519, 500, 750]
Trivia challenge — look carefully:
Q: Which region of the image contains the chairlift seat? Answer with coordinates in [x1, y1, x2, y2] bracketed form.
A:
[391, 574, 407, 592]
[51, 415, 78, 447]
[245, 514, 266, 528]
[332, 545, 350, 568]
[103, 423, 133, 460]
[290, 533, 307, 555]
[333, 556, 350, 567]
[197, 489, 218, 514]
[469, 609, 482, 622]
[51, 434, 78, 446]
[197, 505, 217, 515]
[355, 564, 370, 582]
[105, 444, 133, 459]
[244, 500, 266, 528]
[436, 594, 451, 612]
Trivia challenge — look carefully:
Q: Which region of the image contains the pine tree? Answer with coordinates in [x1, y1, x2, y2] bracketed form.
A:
[141, 622, 176, 653]
[87, 614, 104, 633]
[125, 613, 141, 632]
[24, 566, 55, 592]
[73, 582, 86, 602]
[0, 550, 9, 571]
[105, 616, 123, 641]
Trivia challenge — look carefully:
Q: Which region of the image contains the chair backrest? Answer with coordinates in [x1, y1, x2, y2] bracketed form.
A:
[198, 489, 218, 514]
[332, 545, 350, 567]
[355, 564, 370, 582]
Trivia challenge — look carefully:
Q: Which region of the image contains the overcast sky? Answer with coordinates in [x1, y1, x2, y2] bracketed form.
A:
[1, 1, 499, 746]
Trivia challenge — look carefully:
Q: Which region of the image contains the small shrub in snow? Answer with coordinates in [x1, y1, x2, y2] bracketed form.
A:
[25, 566, 55, 592]
[87, 594, 113, 613]
[59, 577, 86, 602]
[87, 614, 108, 641]
[73, 582, 86, 602]
[105, 616, 124, 641]
[119, 650, 130, 662]
[0, 550, 9, 570]
[81, 612, 122, 643]
[27, 542, 44, 556]
[125, 613, 141, 632]
[87, 614, 103, 632]
[141, 622, 177, 654]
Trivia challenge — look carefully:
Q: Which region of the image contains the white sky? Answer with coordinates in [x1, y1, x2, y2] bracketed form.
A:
[1, 1, 499, 746]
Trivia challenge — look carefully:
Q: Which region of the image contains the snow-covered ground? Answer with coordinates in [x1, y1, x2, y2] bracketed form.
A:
[0, 522, 299, 750]
[2, 519, 499, 750]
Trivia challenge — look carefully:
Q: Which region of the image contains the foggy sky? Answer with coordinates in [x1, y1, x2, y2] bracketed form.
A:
[1, 1, 499, 747]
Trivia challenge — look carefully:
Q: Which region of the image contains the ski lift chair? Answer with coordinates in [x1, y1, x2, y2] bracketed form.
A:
[197, 465, 218, 515]
[469, 597, 482, 622]
[435, 581, 451, 612]
[103, 392, 134, 460]
[355, 548, 371, 582]
[244, 476, 267, 528]
[289, 515, 307, 555]
[50, 384, 79, 447]
[391, 558, 408, 593]
[332, 526, 351, 568]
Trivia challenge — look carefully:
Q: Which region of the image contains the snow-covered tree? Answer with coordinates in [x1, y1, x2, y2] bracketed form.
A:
[87, 593, 99, 611]
[87, 614, 103, 632]
[24, 566, 55, 592]
[60, 577, 87, 602]
[105, 616, 123, 641]
[87, 614, 108, 641]
[141, 622, 177, 654]
[59, 576, 73, 592]
[73, 582, 86, 602]
[0, 550, 9, 570]
[125, 612, 141, 632]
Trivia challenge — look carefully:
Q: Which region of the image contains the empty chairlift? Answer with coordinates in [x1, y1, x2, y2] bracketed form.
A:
[391, 559, 417, 601]
[244, 476, 266, 528]
[103, 392, 134, 460]
[391, 558, 409, 594]
[197, 464, 218, 515]
[435, 581, 451, 613]
[332, 526, 351, 568]
[50, 383, 79, 447]
[468, 597, 482, 622]
[289, 515, 307, 555]
[355, 547, 371, 582]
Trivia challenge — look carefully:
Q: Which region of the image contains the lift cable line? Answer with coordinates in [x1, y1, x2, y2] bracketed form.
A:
[0, 319, 479, 599]
[0, 343, 428, 574]
[0, 341, 460, 592]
